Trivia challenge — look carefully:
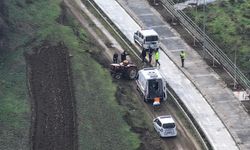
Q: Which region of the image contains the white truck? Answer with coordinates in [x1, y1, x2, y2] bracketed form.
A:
[136, 68, 167, 102]
[133, 29, 159, 51]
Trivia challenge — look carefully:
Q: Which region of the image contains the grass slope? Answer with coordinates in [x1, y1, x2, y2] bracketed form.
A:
[0, 0, 140, 149]
[61, 5, 141, 150]
[72, 51, 139, 150]
[0, 47, 29, 150]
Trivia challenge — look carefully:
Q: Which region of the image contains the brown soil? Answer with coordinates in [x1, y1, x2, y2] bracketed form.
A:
[115, 81, 202, 150]
[115, 82, 167, 150]
[22, 0, 204, 149]
[25, 41, 77, 150]
[69, 0, 203, 149]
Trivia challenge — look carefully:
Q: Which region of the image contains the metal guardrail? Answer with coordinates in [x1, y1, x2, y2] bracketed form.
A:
[160, 0, 250, 90]
[85, 1, 210, 149]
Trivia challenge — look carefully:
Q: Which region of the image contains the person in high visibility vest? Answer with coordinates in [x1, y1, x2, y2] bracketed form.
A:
[155, 49, 160, 67]
[180, 51, 186, 67]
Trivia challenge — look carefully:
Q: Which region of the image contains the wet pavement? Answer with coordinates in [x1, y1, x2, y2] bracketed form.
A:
[93, 0, 250, 149]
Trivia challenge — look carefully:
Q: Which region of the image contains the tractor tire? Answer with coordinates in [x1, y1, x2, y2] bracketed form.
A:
[127, 67, 137, 79]
[114, 73, 122, 79]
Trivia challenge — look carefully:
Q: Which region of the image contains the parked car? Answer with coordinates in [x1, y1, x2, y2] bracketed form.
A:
[133, 29, 159, 51]
[153, 115, 177, 137]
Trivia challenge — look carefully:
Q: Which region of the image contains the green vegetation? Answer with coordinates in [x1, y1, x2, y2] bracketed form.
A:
[0, 48, 29, 150]
[72, 51, 140, 150]
[1, 0, 73, 149]
[185, 0, 250, 78]
[0, 0, 141, 149]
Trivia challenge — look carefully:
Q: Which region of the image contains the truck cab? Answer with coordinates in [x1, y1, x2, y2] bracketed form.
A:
[133, 29, 159, 51]
[136, 68, 167, 102]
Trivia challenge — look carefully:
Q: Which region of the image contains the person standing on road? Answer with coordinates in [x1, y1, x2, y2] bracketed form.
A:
[113, 53, 118, 63]
[148, 48, 154, 64]
[155, 49, 160, 67]
[180, 51, 186, 67]
[141, 49, 146, 63]
[121, 50, 129, 62]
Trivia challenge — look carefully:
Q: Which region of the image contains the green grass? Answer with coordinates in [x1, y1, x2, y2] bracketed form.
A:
[71, 35, 140, 149]
[0, 0, 67, 148]
[0, 48, 29, 150]
[72, 51, 140, 150]
[186, 0, 250, 76]
[1, 0, 141, 149]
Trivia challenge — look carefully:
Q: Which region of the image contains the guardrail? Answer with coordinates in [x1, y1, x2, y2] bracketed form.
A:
[85, 1, 210, 149]
[160, 0, 250, 90]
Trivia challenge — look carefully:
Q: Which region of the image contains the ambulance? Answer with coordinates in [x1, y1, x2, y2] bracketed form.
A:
[136, 68, 167, 102]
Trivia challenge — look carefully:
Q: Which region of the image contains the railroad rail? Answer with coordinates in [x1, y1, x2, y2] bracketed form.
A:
[85, 0, 209, 149]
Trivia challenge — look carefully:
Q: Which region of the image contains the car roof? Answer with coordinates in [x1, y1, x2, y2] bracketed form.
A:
[139, 68, 162, 80]
[139, 29, 158, 36]
[157, 115, 175, 124]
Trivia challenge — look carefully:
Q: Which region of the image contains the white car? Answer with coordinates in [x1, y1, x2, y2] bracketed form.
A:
[153, 115, 177, 137]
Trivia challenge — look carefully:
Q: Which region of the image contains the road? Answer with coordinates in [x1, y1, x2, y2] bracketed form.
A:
[64, 0, 204, 149]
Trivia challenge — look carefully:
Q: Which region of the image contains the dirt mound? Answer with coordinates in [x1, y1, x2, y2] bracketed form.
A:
[25, 42, 77, 150]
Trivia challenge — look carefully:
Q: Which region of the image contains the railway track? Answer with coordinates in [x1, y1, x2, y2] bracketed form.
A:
[71, 0, 210, 149]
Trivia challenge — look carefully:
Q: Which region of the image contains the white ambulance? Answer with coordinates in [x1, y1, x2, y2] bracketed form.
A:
[136, 68, 167, 102]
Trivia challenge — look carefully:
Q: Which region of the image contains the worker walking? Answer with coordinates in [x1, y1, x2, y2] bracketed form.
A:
[141, 49, 146, 63]
[113, 53, 118, 63]
[155, 49, 160, 67]
[180, 51, 186, 67]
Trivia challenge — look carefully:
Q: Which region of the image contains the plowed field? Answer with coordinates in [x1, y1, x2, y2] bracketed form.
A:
[25, 42, 77, 150]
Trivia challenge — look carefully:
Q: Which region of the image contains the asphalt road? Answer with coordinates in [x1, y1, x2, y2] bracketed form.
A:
[65, 0, 205, 149]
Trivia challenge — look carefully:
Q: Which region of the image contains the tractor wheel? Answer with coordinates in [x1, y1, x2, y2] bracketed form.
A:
[114, 73, 122, 79]
[127, 68, 137, 79]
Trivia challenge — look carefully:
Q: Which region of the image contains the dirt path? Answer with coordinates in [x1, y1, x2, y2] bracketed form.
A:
[25, 42, 77, 150]
[132, 83, 202, 150]
[63, 0, 117, 61]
